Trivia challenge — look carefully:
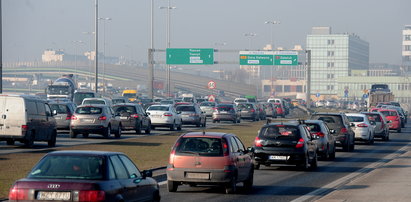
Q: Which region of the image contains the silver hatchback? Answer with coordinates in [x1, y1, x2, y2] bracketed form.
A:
[70, 105, 122, 139]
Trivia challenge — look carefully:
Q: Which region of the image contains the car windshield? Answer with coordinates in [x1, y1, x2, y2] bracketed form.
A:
[311, 115, 342, 125]
[148, 106, 169, 111]
[176, 137, 224, 157]
[366, 114, 381, 122]
[176, 105, 195, 112]
[347, 116, 365, 122]
[28, 155, 104, 180]
[49, 104, 68, 114]
[260, 126, 299, 140]
[123, 93, 136, 98]
[47, 86, 69, 95]
[73, 93, 95, 105]
[216, 105, 234, 111]
[112, 99, 127, 104]
[306, 123, 321, 133]
[76, 107, 102, 114]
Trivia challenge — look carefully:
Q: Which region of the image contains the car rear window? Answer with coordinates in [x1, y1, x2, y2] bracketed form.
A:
[76, 107, 102, 114]
[259, 125, 300, 140]
[176, 105, 195, 112]
[176, 137, 224, 157]
[148, 106, 169, 111]
[237, 103, 253, 109]
[366, 114, 381, 122]
[311, 115, 342, 125]
[83, 100, 105, 105]
[113, 106, 136, 114]
[28, 155, 104, 180]
[305, 123, 321, 133]
[347, 116, 364, 122]
[50, 104, 68, 114]
[216, 105, 234, 112]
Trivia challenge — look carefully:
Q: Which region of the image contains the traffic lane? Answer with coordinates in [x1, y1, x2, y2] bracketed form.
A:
[158, 131, 410, 202]
[0, 116, 233, 154]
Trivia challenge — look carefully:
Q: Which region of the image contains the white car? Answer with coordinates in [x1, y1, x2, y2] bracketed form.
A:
[346, 113, 375, 144]
[146, 104, 182, 131]
[199, 101, 217, 117]
[234, 98, 248, 104]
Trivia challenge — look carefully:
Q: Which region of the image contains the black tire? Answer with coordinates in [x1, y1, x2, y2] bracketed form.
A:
[329, 144, 336, 160]
[24, 131, 34, 148]
[48, 130, 57, 147]
[145, 123, 151, 134]
[310, 154, 318, 170]
[298, 154, 310, 170]
[349, 141, 355, 152]
[6, 139, 15, 145]
[153, 191, 161, 202]
[167, 180, 178, 192]
[202, 120, 206, 127]
[237, 118, 241, 123]
[397, 128, 401, 133]
[225, 177, 237, 194]
[321, 146, 330, 160]
[70, 130, 77, 138]
[103, 126, 111, 138]
[243, 169, 254, 190]
[135, 122, 142, 134]
[170, 122, 176, 131]
[82, 133, 89, 138]
[177, 122, 182, 131]
[196, 122, 201, 127]
[233, 119, 237, 123]
[115, 125, 122, 139]
[151, 125, 156, 130]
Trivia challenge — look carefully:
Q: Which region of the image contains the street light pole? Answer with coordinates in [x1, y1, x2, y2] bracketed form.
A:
[160, 1, 176, 98]
[94, 0, 99, 93]
[148, 0, 155, 99]
[98, 17, 112, 94]
[244, 33, 257, 50]
[265, 20, 280, 97]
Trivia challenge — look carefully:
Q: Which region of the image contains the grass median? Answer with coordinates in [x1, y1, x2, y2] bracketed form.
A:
[0, 120, 265, 199]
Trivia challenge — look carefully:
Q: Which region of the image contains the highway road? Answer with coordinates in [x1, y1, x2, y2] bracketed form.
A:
[157, 127, 410, 202]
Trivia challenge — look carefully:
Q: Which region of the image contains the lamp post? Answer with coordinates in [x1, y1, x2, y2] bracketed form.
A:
[244, 33, 257, 50]
[72, 40, 84, 84]
[82, 31, 95, 84]
[148, 0, 155, 99]
[264, 20, 280, 97]
[94, 0, 99, 93]
[160, 1, 176, 98]
[98, 17, 112, 94]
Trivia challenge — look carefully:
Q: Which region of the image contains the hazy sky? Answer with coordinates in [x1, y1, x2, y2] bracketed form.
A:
[3, 0, 411, 65]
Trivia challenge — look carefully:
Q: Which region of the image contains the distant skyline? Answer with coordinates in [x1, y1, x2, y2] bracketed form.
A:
[2, 0, 411, 65]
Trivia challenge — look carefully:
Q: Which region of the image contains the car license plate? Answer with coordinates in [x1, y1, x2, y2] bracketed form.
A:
[269, 155, 288, 160]
[186, 172, 210, 179]
[120, 117, 129, 120]
[37, 191, 71, 201]
[54, 116, 62, 120]
[81, 118, 94, 123]
[221, 111, 228, 114]
[151, 115, 162, 118]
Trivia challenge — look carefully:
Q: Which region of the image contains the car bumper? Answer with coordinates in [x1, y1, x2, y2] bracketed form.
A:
[213, 114, 236, 121]
[253, 148, 306, 165]
[167, 168, 234, 184]
[70, 125, 106, 133]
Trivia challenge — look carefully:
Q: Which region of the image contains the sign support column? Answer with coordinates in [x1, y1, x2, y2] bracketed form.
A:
[306, 50, 311, 109]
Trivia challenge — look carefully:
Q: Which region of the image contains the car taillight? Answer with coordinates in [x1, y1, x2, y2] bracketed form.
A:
[78, 190, 105, 202]
[21, 125, 28, 132]
[98, 116, 107, 120]
[212, 107, 218, 111]
[250, 109, 255, 113]
[357, 123, 368, 127]
[254, 137, 263, 147]
[164, 113, 173, 116]
[9, 186, 29, 200]
[71, 115, 78, 120]
[222, 138, 229, 156]
[66, 114, 72, 120]
[340, 128, 348, 133]
[314, 132, 325, 137]
[131, 114, 139, 118]
[296, 138, 304, 148]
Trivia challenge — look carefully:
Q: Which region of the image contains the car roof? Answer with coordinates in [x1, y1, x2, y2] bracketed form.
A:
[346, 113, 367, 117]
[48, 150, 123, 156]
[181, 132, 232, 138]
[263, 121, 301, 127]
[304, 120, 325, 124]
[113, 103, 137, 107]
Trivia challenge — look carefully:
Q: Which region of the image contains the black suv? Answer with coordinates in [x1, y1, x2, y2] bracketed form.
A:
[113, 103, 151, 134]
[253, 121, 318, 170]
[310, 113, 355, 152]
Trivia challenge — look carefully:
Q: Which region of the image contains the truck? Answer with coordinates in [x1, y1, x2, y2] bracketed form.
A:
[45, 74, 76, 101]
[367, 84, 394, 109]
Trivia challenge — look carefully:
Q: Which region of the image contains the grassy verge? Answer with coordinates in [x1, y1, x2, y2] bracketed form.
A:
[0, 121, 265, 199]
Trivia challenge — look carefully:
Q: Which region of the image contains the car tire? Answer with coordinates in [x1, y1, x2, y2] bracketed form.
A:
[6, 139, 15, 145]
[237, 118, 241, 123]
[153, 191, 161, 202]
[349, 141, 355, 152]
[177, 122, 182, 131]
[233, 118, 237, 123]
[145, 123, 151, 134]
[243, 168, 254, 190]
[103, 126, 111, 139]
[115, 125, 122, 139]
[48, 130, 57, 147]
[329, 145, 336, 160]
[135, 122, 142, 134]
[167, 180, 178, 192]
[70, 130, 77, 138]
[24, 131, 35, 148]
[202, 120, 206, 127]
[225, 176, 237, 194]
[310, 154, 318, 170]
[213, 120, 217, 123]
[397, 128, 401, 133]
[322, 146, 330, 160]
[196, 122, 201, 127]
[170, 122, 176, 131]
[298, 154, 310, 171]
[82, 133, 89, 138]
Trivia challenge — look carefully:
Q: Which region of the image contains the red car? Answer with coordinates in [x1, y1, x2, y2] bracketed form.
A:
[379, 109, 402, 133]
[274, 103, 285, 118]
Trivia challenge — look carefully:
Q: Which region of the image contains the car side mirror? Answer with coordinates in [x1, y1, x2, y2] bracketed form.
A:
[247, 147, 254, 153]
[52, 110, 58, 116]
[329, 129, 336, 134]
[146, 112, 151, 115]
[370, 121, 376, 125]
[350, 123, 355, 127]
[142, 170, 152, 179]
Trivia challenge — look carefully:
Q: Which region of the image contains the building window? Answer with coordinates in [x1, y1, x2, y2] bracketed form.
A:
[327, 85, 334, 90]
[327, 74, 334, 79]
[284, 85, 291, 92]
[263, 85, 271, 92]
[405, 35, 411, 41]
[275, 85, 283, 92]
[327, 62, 335, 68]
[405, 45, 411, 51]
[296, 85, 303, 92]
[327, 51, 335, 57]
[327, 39, 335, 45]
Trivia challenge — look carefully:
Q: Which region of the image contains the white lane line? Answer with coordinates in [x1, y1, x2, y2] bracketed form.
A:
[291, 143, 410, 202]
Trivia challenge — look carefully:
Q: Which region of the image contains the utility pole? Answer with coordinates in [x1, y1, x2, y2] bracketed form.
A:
[306, 50, 311, 109]
[0, 0, 3, 93]
[94, 0, 99, 93]
[148, 0, 154, 99]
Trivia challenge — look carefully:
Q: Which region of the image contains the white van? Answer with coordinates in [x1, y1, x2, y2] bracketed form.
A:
[0, 94, 57, 147]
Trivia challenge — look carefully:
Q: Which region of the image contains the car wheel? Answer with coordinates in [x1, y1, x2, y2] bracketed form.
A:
[135, 122, 142, 134]
[349, 141, 355, 152]
[233, 118, 237, 123]
[24, 131, 35, 148]
[196, 122, 201, 127]
[103, 126, 111, 138]
[167, 180, 178, 192]
[153, 191, 161, 202]
[145, 123, 151, 134]
[70, 130, 77, 138]
[6, 139, 15, 145]
[322, 146, 330, 160]
[298, 154, 309, 170]
[386, 131, 390, 141]
[82, 133, 89, 138]
[225, 176, 237, 194]
[170, 122, 176, 131]
[397, 128, 401, 133]
[115, 125, 122, 139]
[47, 130, 57, 147]
[329, 145, 336, 160]
[177, 121, 182, 131]
[237, 118, 241, 123]
[310, 154, 318, 170]
[243, 168, 254, 190]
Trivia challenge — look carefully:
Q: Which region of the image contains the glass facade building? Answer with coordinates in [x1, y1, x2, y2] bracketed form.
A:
[306, 27, 369, 95]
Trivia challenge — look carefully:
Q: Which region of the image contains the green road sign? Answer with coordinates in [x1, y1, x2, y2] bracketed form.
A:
[166, 48, 214, 65]
[274, 54, 298, 65]
[239, 51, 274, 65]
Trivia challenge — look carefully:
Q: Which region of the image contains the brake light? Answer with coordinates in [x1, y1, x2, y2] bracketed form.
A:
[222, 138, 229, 156]
[314, 132, 325, 137]
[66, 114, 72, 120]
[189, 113, 199, 117]
[296, 138, 304, 148]
[357, 123, 368, 127]
[78, 190, 105, 202]
[21, 125, 28, 132]
[71, 115, 78, 120]
[250, 109, 255, 113]
[9, 186, 29, 200]
[254, 137, 263, 147]
[164, 113, 173, 116]
[340, 128, 348, 133]
[98, 116, 107, 120]
[131, 114, 139, 118]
